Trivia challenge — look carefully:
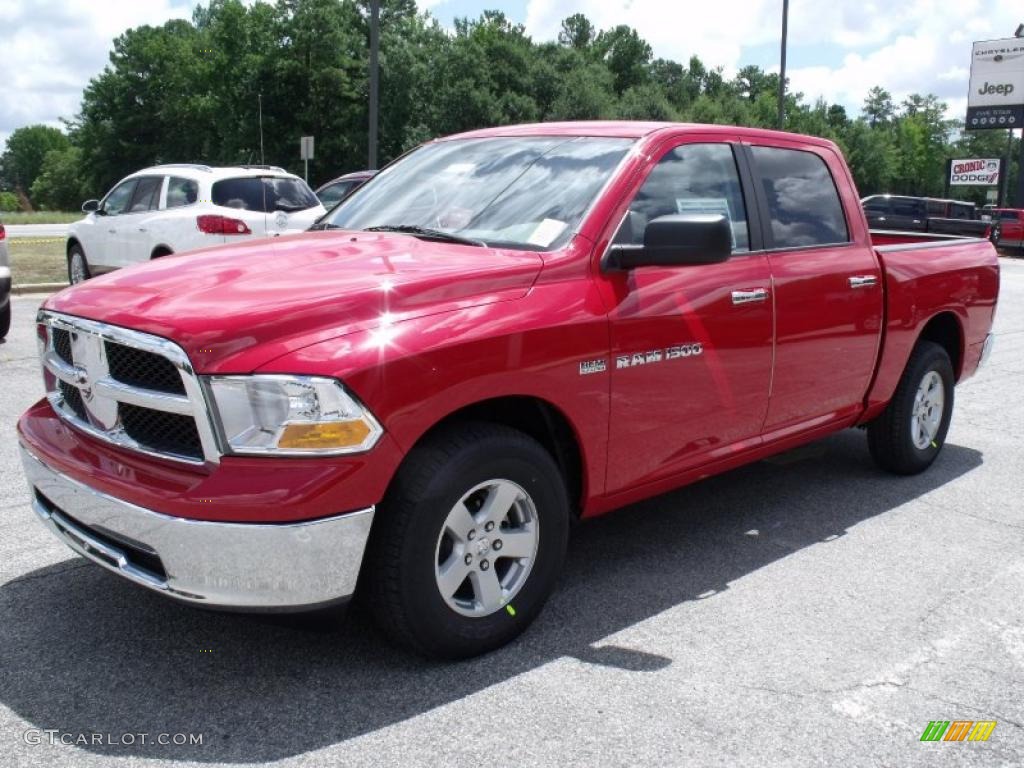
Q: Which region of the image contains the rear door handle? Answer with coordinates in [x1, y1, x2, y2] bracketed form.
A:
[848, 275, 878, 289]
[731, 288, 769, 305]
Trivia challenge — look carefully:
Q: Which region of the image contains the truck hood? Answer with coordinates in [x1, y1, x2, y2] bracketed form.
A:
[45, 231, 544, 372]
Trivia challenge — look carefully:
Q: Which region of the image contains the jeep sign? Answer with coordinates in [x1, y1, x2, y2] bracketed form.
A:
[967, 38, 1024, 128]
[949, 158, 1001, 186]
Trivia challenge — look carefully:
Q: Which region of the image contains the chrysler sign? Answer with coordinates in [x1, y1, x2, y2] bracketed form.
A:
[967, 38, 1024, 128]
[950, 158, 1001, 186]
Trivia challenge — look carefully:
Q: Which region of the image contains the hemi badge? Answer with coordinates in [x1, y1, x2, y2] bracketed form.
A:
[579, 359, 607, 375]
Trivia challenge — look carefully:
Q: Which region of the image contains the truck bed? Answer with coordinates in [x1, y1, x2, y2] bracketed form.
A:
[862, 232, 1000, 421]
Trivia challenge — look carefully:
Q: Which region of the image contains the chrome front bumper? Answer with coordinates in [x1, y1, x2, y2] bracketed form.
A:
[20, 444, 374, 611]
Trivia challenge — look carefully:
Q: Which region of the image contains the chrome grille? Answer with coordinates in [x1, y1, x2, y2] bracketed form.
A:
[105, 341, 186, 395]
[38, 311, 220, 465]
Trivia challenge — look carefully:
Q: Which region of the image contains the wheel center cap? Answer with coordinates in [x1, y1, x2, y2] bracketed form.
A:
[475, 537, 490, 557]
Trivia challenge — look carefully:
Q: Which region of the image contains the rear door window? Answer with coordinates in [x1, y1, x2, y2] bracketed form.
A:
[166, 177, 199, 208]
[212, 176, 319, 212]
[127, 177, 163, 213]
[750, 146, 849, 248]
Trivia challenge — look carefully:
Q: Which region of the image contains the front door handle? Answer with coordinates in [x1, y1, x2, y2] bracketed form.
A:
[731, 288, 769, 305]
[138, 228, 147, 233]
[848, 275, 878, 289]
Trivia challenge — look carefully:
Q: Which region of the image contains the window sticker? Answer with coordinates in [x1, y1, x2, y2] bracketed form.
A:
[675, 197, 736, 248]
[528, 218, 568, 247]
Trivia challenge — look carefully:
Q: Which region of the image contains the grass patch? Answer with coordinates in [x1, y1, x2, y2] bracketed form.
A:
[8, 238, 67, 285]
[1, 211, 81, 225]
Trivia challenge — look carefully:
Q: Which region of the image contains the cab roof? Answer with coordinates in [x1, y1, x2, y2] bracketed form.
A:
[441, 120, 838, 148]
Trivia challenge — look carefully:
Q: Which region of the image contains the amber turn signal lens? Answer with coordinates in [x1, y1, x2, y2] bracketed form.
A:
[277, 420, 373, 450]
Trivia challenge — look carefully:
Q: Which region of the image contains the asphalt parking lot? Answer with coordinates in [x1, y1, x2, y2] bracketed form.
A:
[1, 259, 1023, 768]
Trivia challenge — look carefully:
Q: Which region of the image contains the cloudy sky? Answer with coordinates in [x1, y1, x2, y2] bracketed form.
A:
[2, 0, 1022, 148]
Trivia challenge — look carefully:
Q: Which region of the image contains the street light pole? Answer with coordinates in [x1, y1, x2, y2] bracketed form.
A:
[777, 0, 789, 130]
[368, 0, 380, 170]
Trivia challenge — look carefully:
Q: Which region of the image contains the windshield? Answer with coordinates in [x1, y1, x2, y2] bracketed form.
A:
[212, 176, 320, 213]
[322, 136, 635, 250]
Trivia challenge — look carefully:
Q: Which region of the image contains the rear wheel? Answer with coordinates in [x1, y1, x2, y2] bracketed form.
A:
[364, 422, 569, 659]
[67, 244, 91, 284]
[867, 341, 954, 475]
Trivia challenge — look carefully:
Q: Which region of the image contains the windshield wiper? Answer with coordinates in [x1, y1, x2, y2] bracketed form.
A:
[363, 224, 486, 247]
[308, 221, 342, 231]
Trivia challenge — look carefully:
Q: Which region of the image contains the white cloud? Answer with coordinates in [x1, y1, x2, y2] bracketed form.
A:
[525, 0, 779, 74]
[0, 0, 195, 146]
[524, 0, 1024, 119]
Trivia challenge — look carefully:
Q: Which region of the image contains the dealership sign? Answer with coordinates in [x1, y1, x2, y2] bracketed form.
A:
[949, 158, 1001, 186]
[966, 38, 1024, 128]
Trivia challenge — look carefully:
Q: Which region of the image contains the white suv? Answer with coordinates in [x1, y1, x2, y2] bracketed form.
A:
[66, 164, 326, 283]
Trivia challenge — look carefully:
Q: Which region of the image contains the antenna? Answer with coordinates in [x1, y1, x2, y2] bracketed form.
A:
[258, 93, 265, 165]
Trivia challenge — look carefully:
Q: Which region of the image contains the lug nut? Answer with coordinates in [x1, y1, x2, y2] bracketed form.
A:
[485, 521, 495, 532]
[480, 559, 490, 571]
[467, 529, 476, 541]
[464, 554, 473, 565]
[493, 540, 503, 551]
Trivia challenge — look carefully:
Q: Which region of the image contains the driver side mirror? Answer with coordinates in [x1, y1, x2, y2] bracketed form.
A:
[604, 214, 732, 271]
[81, 199, 100, 214]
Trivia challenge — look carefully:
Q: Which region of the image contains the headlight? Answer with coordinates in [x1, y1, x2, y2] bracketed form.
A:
[207, 375, 382, 455]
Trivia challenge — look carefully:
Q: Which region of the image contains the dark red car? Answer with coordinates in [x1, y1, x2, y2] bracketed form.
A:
[315, 170, 376, 209]
[992, 208, 1024, 251]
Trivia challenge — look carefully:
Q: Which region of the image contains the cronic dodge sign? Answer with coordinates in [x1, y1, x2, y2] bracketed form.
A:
[967, 38, 1024, 128]
[950, 158, 1001, 186]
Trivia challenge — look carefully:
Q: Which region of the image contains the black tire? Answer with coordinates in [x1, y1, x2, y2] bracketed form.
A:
[363, 422, 570, 659]
[867, 340, 954, 475]
[0, 301, 10, 340]
[67, 244, 91, 284]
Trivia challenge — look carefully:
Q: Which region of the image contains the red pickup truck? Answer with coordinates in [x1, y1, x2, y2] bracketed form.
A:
[18, 122, 999, 659]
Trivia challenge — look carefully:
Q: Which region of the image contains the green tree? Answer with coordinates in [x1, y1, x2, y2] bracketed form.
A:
[558, 13, 594, 50]
[30, 147, 88, 210]
[0, 125, 70, 204]
[863, 86, 895, 127]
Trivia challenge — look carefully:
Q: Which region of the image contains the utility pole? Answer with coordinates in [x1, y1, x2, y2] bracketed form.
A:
[368, 0, 380, 170]
[777, 0, 789, 130]
[258, 93, 265, 165]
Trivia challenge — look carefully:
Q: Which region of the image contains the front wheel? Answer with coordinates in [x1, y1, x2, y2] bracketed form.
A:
[0, 301, 10, 340]
[67, 244, 91, 285]
[364, 422, 569, 659]
[867, 340, 954, 475]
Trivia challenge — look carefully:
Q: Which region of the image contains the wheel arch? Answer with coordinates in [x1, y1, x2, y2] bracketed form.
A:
[151, 245, 174, 259]
[917, 311, 964, 380]
[396, 395, 586, 517]
[66, 237, 82, 256]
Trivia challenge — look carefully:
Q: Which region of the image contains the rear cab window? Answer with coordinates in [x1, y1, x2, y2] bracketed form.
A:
[212, 176, 319, 212]
[749, 145, 850, 247]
